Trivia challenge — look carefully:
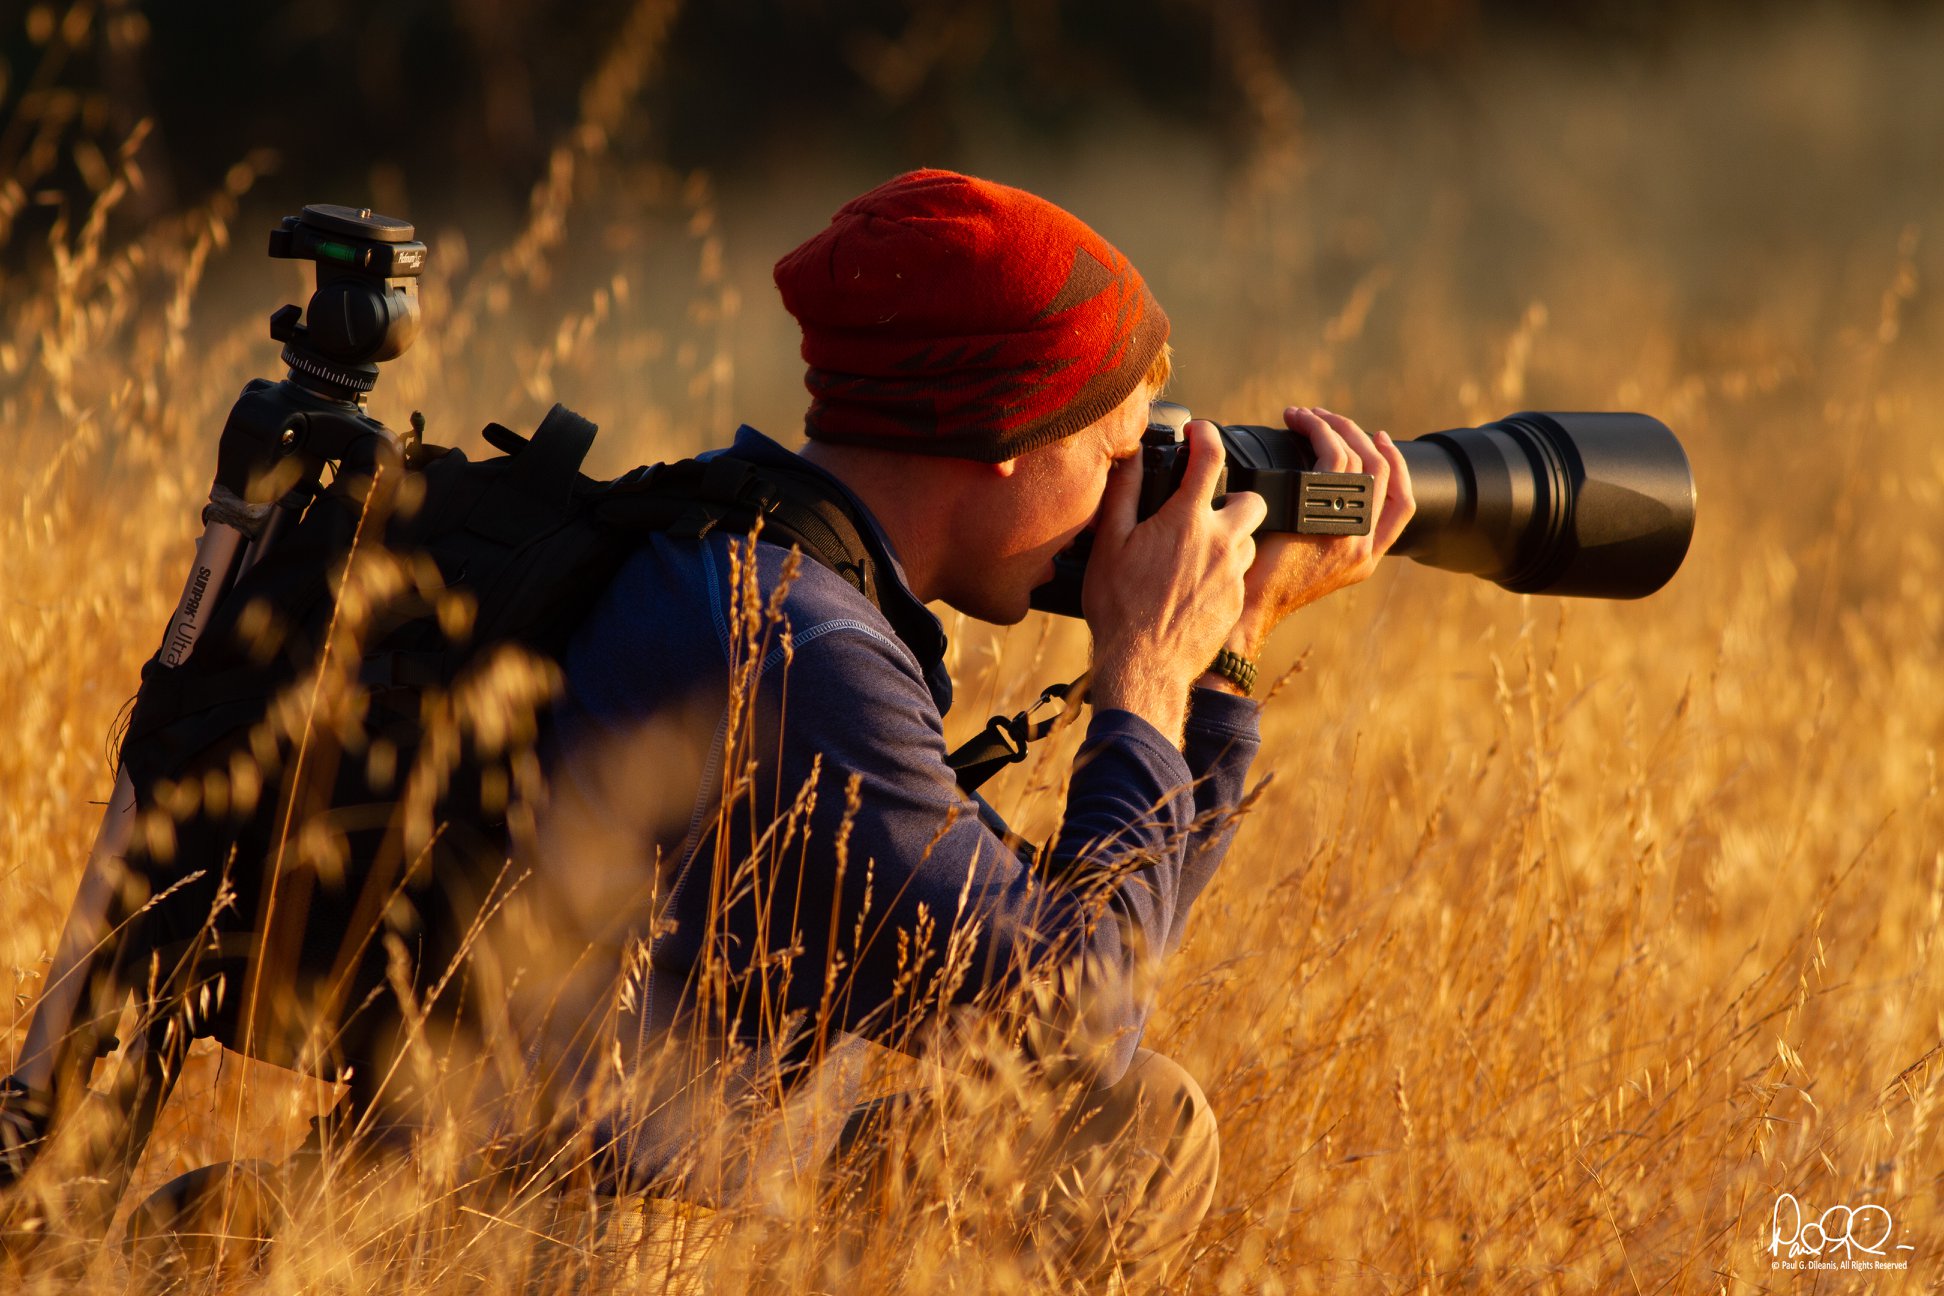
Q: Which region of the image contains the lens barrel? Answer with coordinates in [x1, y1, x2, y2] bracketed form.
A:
[1387, 412, 1694, 598]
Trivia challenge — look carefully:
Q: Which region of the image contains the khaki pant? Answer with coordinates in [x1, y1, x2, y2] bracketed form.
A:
[833, 1048, 1221, 1290]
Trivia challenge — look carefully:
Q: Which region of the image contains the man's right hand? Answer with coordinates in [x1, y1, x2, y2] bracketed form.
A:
[1082, 420, 1266, 744]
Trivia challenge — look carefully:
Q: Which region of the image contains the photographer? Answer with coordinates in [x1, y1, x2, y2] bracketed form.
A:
[513, 169, 1415, 1284]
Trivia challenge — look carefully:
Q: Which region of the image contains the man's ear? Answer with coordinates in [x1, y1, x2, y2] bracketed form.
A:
[990, 457, 1019, 478]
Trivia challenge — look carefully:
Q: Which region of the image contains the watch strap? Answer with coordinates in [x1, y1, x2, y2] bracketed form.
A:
[1207, 647, 1258, 697]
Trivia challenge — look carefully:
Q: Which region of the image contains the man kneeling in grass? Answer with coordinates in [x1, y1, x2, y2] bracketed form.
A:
[510, 169, 1416, 1286]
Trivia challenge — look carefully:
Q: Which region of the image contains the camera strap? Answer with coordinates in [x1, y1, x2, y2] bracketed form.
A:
[944, 672, 1092, 794]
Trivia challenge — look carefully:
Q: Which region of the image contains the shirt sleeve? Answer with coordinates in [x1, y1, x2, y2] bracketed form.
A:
[664, 610, 1261, 1085]
[1170, 686, 1262, 953]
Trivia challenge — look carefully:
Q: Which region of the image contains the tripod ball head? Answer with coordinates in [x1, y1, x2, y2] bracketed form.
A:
[268, 204, 427, 401]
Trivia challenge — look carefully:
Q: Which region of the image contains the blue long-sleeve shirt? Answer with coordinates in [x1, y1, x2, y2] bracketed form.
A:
[521, 426, 1260, 1189]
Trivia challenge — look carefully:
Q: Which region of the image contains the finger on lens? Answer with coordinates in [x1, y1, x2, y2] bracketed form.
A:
[1316, 409, 1383, 484]
[1372, 430, 1417, 552]
[1171, 419, 1228, 514]
[1288, 406, 1355, 473]
[1375, 431, 1413, 506]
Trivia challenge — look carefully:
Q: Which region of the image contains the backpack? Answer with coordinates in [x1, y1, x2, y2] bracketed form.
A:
[90, 403, 1066, 1133]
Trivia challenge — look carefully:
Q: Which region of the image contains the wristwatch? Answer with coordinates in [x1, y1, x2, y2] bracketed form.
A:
[1207, 647, 1258, 696]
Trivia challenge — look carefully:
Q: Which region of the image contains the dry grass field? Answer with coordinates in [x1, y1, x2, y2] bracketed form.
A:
[3, 2, 1942, 1291]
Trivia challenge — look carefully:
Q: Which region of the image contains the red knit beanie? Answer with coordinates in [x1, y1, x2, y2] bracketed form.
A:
[773, 169, 1169, 463]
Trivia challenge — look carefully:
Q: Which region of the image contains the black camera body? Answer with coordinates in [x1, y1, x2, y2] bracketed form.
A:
[1136, 402, 1378, 536]
[1028, 400, 1696, 618]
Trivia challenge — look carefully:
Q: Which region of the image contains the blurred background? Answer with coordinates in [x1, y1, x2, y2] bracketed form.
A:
[5, 0, 1940, 457]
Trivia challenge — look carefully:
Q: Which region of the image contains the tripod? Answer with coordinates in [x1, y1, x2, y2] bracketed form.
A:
[1, 205, 427, 1247]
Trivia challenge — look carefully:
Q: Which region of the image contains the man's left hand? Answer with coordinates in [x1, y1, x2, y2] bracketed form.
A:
[1208, 406, 1416, 672]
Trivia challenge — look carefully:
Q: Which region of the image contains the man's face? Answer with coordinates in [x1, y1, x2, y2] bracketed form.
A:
[941, 381, 1155, 624]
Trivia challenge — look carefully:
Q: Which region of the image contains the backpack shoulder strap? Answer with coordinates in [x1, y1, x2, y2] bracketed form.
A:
[595, 454, 881, 605]
[745, 462, 881, 603]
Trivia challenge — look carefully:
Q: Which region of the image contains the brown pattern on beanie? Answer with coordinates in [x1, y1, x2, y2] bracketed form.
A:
[773, 169, 1169, 463]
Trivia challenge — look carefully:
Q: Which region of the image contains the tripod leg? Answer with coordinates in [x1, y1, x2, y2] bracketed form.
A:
[6, 519, 255, 1177]
[10, 770, 137, 1104]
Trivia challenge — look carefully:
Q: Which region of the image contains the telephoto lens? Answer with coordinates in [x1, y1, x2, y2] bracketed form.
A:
[1028, 403, 1696, 616]
[1393, 412, 1694, 597]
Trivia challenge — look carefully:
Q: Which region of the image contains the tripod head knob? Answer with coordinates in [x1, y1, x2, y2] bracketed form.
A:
[267, 204, 427, 401]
